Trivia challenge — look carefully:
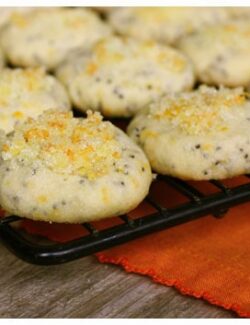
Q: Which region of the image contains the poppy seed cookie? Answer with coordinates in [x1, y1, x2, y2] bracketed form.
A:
[128, 86, 250, 180]
[0, 68, 71, 133]
[108, 7, 231, 45]
[178, 20, 250, 88]
[0, 8, 112, 70]
[0, 110, 152, 223]
[56, 37, 194, 117]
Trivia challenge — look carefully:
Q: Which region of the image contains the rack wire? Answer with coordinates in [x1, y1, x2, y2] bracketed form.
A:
[0, 175, 250, 265]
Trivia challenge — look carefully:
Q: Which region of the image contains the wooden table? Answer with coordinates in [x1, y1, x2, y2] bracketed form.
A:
[0, 244, 236, 318]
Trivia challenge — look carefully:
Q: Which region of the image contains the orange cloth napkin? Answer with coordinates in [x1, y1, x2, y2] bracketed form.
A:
[21, 176, 250, 317]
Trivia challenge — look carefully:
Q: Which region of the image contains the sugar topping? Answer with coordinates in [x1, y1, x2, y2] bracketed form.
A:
[2, 110, 122, 180]
[148, 86, 247, 135]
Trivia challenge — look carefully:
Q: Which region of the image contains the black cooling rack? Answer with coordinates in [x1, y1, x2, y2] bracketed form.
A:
[0, 175, 250, 265]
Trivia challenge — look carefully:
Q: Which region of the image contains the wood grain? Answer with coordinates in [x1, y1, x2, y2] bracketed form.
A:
[0, 244, 236, 318]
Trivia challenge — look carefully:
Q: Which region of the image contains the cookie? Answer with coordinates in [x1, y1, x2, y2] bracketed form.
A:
[127, 86, 250, 180]
[56, 37, 194, 117]
[0, 68, 71, 133]
[0, 8, 112, 70]
[108, 7, 231, 45]
[0, 110, 152, 223]
[178, 20, 250, 88]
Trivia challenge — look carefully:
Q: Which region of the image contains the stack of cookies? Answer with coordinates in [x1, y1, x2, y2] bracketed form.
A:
[0, 7, 249, 223]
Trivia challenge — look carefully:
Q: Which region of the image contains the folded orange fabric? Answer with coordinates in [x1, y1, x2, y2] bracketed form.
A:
[21, 176, 250, 317]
